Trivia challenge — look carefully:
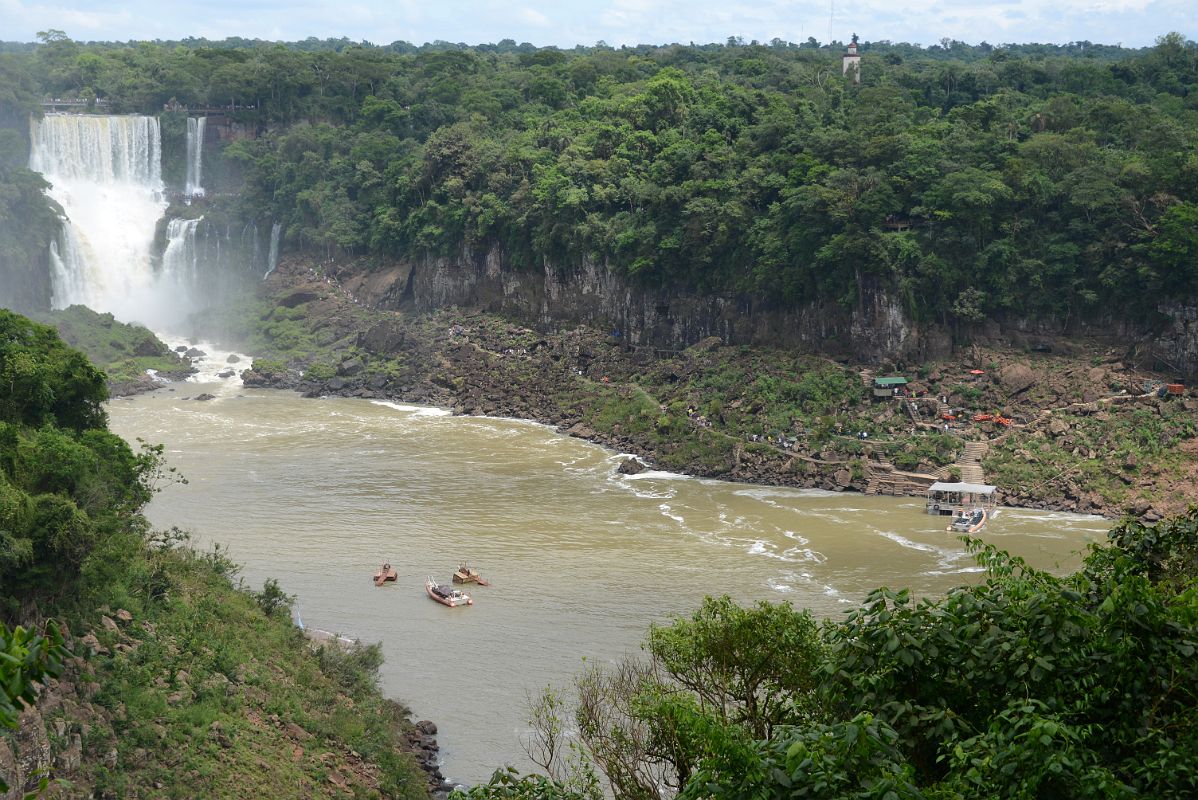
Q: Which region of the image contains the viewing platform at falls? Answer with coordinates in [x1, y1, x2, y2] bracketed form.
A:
[42, 98, 110, 111]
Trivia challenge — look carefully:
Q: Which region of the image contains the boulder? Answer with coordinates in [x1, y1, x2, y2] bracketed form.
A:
[566, 423, 596, 438]
[833, 469, 852, 488]
[226, 354, 241, 364]
[79, 632, 107, 656]
[175, 345, 188, 353]
[217, 369, 235, 379]
[999, 363, 1037, 395]
[617, 457, 647, 475]
[285, 721, 313, 741]
[194, 393, 216, 402]
[134, 338, 165, 357]
[1048, 417, 1070, 436]
[184, 348, 206, 358]
[338, 358, 365, 376]
[416, 720, 438, 736]
[358, 320, 407, 355]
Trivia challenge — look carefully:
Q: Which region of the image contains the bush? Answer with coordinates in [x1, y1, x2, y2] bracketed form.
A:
[253, 577, 294, 618]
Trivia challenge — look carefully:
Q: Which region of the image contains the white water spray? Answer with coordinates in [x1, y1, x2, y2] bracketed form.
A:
[263, 221, 282, 279]
[31, 114, 167, 320]
[161, 217, 203, 300]
[185, 117, 206, 197]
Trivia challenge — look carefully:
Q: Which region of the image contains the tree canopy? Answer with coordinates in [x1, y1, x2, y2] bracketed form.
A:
[3, 33, 1198, 327]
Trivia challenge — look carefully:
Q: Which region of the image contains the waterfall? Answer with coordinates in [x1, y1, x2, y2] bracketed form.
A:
[162, 217, 203, 290]
[263, 222, 282, 279]
[30, 114, 167, 322]
[185, 117, 206, 197]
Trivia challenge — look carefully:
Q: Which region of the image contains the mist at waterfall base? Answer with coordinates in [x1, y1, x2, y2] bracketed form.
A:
[27, 114, 277, 338]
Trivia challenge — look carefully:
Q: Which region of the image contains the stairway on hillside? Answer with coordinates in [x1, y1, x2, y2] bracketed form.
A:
[957, 441, 989, 484]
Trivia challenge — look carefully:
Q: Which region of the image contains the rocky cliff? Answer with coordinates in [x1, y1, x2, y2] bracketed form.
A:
[332, 245, 1198, 377]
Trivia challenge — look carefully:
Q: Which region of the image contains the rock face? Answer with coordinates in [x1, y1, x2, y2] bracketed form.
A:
[328, 246, 1198, 375]
[335, 246, 948, 364]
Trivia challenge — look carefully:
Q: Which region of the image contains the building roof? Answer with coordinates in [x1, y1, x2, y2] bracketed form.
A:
[928, 482, 997, 495]
[873, 376, 908, 386]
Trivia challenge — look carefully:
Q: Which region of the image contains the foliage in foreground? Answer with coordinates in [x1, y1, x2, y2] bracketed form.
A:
[0, 621, 65, 792]
[78, 540, 427, 799]
[458, 509, 1198, 800]
[0, 311, 428, 797]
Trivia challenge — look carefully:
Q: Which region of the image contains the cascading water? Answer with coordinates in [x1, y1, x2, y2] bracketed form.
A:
[185, 117, 206, 197]
[161, 217, 203, 307]
[263, 222, 282, 279]
[30, 114, 167, 322]
[31, 113, 272, 337]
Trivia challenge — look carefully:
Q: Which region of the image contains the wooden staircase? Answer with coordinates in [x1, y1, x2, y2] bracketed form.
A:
[961, 441, 988, 483]
[865, 459, 938, 497]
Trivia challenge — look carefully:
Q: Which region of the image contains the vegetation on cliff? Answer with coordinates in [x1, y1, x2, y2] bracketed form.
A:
[31, 305, 192, 391]
[3, 33, 1197, 331]
[0, 310, 430, 797]
[0, 128, 59, 312]
[457, 511, 1198, 799]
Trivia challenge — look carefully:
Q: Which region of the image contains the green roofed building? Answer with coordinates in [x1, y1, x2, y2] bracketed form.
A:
[872, 376, 909, 398]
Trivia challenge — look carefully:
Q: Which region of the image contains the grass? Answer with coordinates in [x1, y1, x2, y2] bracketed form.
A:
[33, 305, 189, 384]
[983, 403, 1198, 505]
[59, 541, 430, 799]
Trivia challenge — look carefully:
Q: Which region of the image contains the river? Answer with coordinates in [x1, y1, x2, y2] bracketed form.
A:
[106, 375, 1107, 786]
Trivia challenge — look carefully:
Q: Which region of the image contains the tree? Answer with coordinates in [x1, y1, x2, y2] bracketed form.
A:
[647, 596, 824, 738]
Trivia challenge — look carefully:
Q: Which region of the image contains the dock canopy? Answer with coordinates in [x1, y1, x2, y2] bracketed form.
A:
[928, 482, 996, 495]
[872, 376, 909, 398]
[926, 481, 998, 515]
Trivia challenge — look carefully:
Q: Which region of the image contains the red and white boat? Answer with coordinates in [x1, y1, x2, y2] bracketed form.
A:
[425, 576, 473, 607]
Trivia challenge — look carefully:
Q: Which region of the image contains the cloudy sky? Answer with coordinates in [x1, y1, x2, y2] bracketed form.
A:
[1, 0, 1192, 48]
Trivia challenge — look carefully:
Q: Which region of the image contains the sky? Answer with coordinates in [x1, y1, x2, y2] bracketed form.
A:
[0, 0, 1192, 49]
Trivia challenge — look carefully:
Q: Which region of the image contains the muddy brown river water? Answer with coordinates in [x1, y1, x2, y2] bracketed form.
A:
[108, 378, 1107, 785]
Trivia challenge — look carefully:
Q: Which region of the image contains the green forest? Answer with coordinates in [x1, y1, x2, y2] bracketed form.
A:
[2, 32, 1197, 327]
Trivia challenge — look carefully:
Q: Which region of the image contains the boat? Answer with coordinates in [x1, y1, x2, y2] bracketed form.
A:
[425, 576, 473, 607]
[452, 564, 491, 586]
[949, 507, 988, 533]
[373, 562, 397, 586]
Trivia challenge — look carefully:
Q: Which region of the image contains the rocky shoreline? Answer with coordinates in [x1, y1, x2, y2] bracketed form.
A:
[302, 628, 453, 796]
[138, 255, 1195, 527]
[219, 258, 1198, 520]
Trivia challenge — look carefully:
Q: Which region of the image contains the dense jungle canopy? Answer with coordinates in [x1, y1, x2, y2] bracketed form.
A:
[1, 32, 1197, 326]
